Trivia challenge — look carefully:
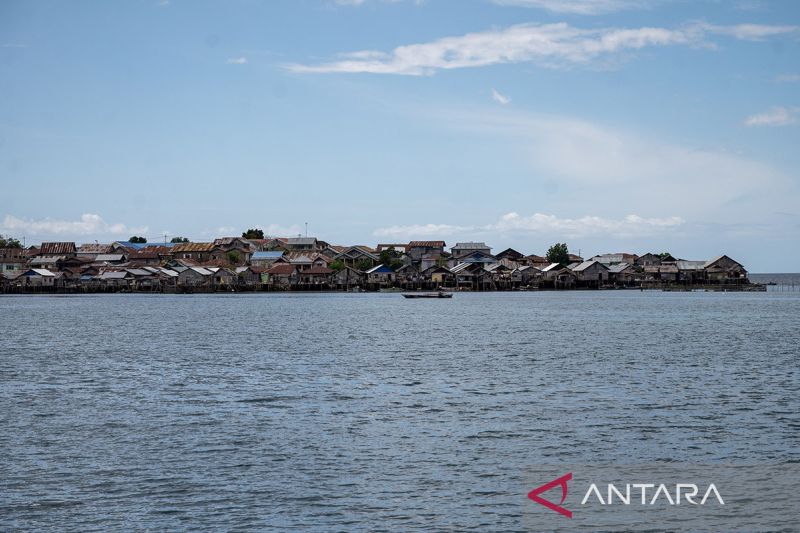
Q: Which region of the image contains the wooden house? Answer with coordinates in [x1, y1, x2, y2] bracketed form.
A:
[298, 266, 334, 287]
[333, 266, 366, 289]
[265, 263, 297, 288]
[703, 255, 747, 283]
[451, 242, 492, 260]
[406, 241, 446, 263]
[333, 246, 379, 269]
[365, 264, 396, 286]
[571, 260, 610, 286]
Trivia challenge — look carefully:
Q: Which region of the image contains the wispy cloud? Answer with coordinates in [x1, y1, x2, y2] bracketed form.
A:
[491, 88, 511, 105]
[490, 0, 651, 15]
[410, 104, 794, 223]
[374, 223, 470, 238]
[335, 0, 425, 5]
[701, 22, 798, 41]
[373, 212, 684, 239]
[226, 57, 248, 65]
[1, 43, 28, 48]
[287, 21, 797, 75]
[1, 213, 148, 239]
[774, 73, 800, 83]
[744, 106, 798, 127]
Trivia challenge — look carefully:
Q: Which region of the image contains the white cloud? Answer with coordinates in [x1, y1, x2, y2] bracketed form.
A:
[0, 213, 148, 239]
[774, 73, 800, 83]
[491, 88, 511, 105]
[490, 0, 650, 15]
[416, 104, 794, 224]
[487, 212, 684, 237]
[373, 223, 470, 238]
[744, 106, 798, 127]
[261, 223, 305, 237]
[287, 22, 797, 75]
[700, 22, 799, 41]
[372, 212, 684, 239]
[226, 57, 248, 65]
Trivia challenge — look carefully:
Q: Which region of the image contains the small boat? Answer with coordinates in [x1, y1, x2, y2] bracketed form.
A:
[401, 291, 453, 299]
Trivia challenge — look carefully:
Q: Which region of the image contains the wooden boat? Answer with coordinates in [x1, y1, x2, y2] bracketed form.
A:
[401, 291, 453, 299]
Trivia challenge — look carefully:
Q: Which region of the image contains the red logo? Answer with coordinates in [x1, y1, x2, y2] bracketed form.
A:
[528, 472, 573, 518]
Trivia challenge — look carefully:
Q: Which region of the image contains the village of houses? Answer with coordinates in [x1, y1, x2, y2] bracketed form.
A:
[0, 235, 754, 293]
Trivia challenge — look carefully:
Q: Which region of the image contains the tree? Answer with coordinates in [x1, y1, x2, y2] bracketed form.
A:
[170, 236, 189, 243]
[242, 228, 264, 239]
[227, 250, 241, 265]
[329, 259, 345, 272]
[379, 246, 405, 271]
[356, 258, 374, 272]
[546, 242, 570, 266]
[657, 252, 673, 259]
[129, 236, 147, 243]
[0, 235, 22, 248]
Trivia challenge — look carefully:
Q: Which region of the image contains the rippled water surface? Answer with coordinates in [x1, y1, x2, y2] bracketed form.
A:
[2, 292, 799, 531]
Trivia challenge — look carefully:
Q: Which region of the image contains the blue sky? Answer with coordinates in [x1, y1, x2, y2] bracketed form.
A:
[1, 0, 798, 271]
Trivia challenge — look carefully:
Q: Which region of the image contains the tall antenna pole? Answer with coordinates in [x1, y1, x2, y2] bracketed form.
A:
[305, 222, 308, 238]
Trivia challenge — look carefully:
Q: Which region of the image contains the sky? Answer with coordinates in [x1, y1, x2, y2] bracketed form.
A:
[1, 0, 799, 271]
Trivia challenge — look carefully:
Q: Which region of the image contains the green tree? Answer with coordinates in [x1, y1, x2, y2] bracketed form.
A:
[242, 228, 265, 239]
[356, 258, 374, 272]
[170, 236, 189, 243]
[227, 250, 241, 265]
[0, 235, 22, 248]
[329, 259, 345, 272]
[436, 255, 448, 267]
[657, 252, 672, 259]
[129, 236, 147, 243]
[546, 242, 570, 266]
[379, 247, 404, 271]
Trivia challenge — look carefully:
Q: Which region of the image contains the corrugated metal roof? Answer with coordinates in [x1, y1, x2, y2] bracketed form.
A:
[27, 268, 56, 277]
[77, 243, 113, 253]
[676, 260, 706, 271]
[408, 241, 446, 248]
[30, 256, 60, 264]
[365, 264, 393, 274]
[114, 241, 150, 250]
[572, 260, 608, 272]
[95, 254, 125, 261]
[172, 243, 216, 253]
[125, 268, 152, 276]
[40, 242, 76, 255]
[287, 237, 317, 245]
[452, 242, 490, 250]
[252, 251, 284, 259]
[449, 262, 471, 273]
[303, 266, 334, 274]
[266, 264, 296, 275]
[607, 262, 632, 273]
[99, 271, 129, 280]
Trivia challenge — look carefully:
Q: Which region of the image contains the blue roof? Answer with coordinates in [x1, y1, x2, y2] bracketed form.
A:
[252, 251, 284, 259]
[366, 264, 394, 273]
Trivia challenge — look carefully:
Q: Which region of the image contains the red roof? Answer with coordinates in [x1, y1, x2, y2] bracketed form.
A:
[266, 264, 296, 275]
[302, 266, 334, 275]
